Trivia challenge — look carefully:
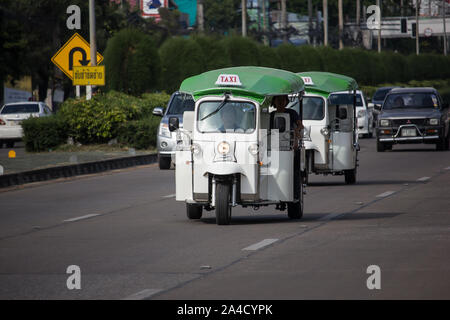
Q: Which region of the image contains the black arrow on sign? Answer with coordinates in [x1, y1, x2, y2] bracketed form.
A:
[69, 47, 90, 70]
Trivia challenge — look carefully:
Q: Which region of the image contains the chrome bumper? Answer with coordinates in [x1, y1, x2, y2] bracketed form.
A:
[379, 135, 439, 142]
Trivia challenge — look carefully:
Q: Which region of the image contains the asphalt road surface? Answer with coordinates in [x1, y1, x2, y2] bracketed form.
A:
[1, 138, 449, 300]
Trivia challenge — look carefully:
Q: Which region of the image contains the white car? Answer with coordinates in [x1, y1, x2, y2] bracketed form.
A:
[354, 90, 374, 138]
[0, 101, 52, 148]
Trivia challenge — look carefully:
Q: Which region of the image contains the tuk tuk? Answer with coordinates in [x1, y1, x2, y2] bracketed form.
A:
[289, 72, 359, 185]
[168, 67, 306, 225]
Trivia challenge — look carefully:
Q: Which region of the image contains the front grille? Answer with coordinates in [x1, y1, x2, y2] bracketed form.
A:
[392, 119, 426, 126]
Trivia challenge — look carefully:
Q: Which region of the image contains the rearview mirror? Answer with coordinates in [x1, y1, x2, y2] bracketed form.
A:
[374, 104, 382, 111]
[168, 117, 179, 132]
[152, 107, 164, 117]
[274, 117, 286, 133]
[338, 108, 347, 120]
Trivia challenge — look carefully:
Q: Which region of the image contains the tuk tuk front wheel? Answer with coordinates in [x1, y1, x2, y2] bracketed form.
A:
[216, 183, 232, 225]
[345, 169, 357, 184]
[186, 203, 203, 219]
[288, 182, 304, 219]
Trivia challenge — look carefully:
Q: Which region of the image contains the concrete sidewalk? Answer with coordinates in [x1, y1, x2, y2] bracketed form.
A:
[0, 142, 158, 188]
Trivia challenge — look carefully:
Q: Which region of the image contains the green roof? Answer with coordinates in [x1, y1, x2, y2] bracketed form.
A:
[180, 67, 305, 103]
[297, 72, 358, 97]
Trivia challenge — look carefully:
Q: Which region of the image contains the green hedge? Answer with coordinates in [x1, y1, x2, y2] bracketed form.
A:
[117, 118, 159, 150]
[22, 115, 68, 152]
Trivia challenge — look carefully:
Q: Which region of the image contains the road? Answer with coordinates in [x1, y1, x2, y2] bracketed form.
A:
[0, 138, 449, 300]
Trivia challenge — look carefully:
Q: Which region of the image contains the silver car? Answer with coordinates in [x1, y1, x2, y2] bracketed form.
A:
[153, 92, 195, 169]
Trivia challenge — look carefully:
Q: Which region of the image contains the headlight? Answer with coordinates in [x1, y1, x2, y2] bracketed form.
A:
[380, 119, 390, 127]
[159, 123, 171, 138]
[248, 144, 259, 155]
[429, 118, 439, 125]
[217, 141, 230, 155]
[357, 110, 365, 118]
[320, 127, 329, 137]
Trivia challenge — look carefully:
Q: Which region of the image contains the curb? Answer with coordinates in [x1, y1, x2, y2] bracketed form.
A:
[0, 153, 158, 189]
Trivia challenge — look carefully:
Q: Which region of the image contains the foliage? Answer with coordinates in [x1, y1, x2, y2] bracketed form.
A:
[117, 118, 159, 150]
[104, 28, 161, 95]
[21, 115, 68, 152]
[159, 37, 206, 93]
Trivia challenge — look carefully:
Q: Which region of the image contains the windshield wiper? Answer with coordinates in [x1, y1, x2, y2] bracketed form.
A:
[200, 94, 230, 121]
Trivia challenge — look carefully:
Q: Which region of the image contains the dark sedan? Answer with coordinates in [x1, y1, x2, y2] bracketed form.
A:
[375, 87, 450, 152]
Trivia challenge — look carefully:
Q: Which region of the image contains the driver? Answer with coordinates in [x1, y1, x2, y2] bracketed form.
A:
[271, 95, 304, 149]
[393, 96, 405, 108]
[219, 106, 241, 132]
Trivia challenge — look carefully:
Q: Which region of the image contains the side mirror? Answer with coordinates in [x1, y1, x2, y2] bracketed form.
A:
[168, 117, 179, 132]
[152, 107, 164, 117]
[274, 117, 286, 133]
[338, 108, 347, 120]
[374, 104, 382, 111]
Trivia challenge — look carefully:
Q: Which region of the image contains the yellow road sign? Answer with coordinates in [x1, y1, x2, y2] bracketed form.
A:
[51, 33, 103, 80]
[72, 66, 105, 86]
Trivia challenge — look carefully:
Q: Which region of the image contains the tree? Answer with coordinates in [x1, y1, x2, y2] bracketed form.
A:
[104, 28, 161, 95]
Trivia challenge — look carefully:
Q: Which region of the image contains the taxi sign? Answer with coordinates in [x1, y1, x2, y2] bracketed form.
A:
[72, 66, 105, 86]
[215, 74, 242, 86]
[301, 76, 314, 86]
[51, 33, 103, 80]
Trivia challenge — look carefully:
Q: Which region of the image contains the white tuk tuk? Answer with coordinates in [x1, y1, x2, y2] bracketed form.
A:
[288, 72, 360, 185]
[168, 67, 306, 225]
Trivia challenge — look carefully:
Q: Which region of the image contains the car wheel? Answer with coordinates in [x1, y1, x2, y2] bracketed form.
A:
[6, 141, 14, 148]
[344, 168, 357, 184]
[186, 203, 203, 219]
[215, 183, 231, 225]
[436, 137, 446, 151]
[158, 155, 171, 169]
[377, 140, 385, 152]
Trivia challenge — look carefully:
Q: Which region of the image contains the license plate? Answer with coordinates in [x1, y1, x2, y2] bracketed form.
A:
[401, 128, 416, 137]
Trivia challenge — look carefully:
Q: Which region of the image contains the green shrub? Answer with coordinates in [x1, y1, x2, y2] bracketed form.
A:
[194, 35, 232, 71]
[140, 92, 172, 115]
[257, 45, 281, 69]
[22, 115, 68, 152]
[276, 44, 304, 72]
[220, 36, 261, 67]
[117, 118, 159, 150]
[104, 28, 161, 95]
[159, 37, 206, 93]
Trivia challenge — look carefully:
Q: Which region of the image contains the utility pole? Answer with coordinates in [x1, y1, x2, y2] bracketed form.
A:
[262, 0, 268, 45]
[87, 0, 97, 100]
[377, 0, 381, 53]
[323, 0, 328, 46]
[308, 0, 313, 44]
[242, 0, 247, 37]
[338, 0, 343, 49]
[197, 0, 204, 33]
[356, 0, 361, 27]
[281, 0, 287, 43]
[400, 0, 404, 16]
[416, 0, 421, 55]
[444, 0, 448, 55]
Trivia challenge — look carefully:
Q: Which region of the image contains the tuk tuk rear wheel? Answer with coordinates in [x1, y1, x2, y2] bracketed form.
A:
[216, 183, 231, 225]
[288, 181, 303, 219]
[186, 204, 203, 219]
[159, 155, 171, 169]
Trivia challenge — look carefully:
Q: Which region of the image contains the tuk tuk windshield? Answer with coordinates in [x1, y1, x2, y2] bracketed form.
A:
[288, 97, 325, 120]
[197, 101, 256, 133]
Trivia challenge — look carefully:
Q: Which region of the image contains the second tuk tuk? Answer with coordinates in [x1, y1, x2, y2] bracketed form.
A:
[168, 67, 306, 225]
[288, 72, 360, 185]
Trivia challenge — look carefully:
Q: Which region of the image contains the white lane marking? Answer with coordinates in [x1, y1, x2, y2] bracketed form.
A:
[123, 289, 162, 300]
[417, 176, 430, 182]
[242, 239, 278, 251]
[376, 191, 396, 198]
[162, 194, 176, 198]
[63, 214, 100, 222]
[318, 213, 342, 221]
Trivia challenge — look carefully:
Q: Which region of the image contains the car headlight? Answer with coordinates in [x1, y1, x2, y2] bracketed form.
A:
[191, 143, 202, 155]
[357, 110, 365, 118]
[320, 127, 329, 137]
[248, 144, 259, 155]
[159, 123, 171, 138]
[380, 119, 390, 127]
[428, 118, 439, 125]
[217, 141, 230, 155]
